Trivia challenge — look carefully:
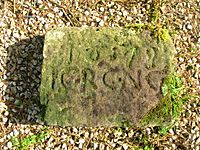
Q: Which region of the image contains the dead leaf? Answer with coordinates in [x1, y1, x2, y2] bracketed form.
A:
[0, 71, 4, 77]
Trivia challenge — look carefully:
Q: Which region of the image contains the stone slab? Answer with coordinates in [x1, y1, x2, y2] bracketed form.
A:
[40, 27, 175, 127]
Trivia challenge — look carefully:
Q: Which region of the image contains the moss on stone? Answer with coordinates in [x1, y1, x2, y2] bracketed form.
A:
[125, 23, 172, 42]
[139, 72, 186, 127]
[40, 27, 176, 127]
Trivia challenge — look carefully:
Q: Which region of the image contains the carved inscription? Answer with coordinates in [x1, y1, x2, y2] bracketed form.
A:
[59, 66, 163, 94]
[57, 45, 165, 95]
[49, 44, 166, 126]
[59, 45, 146, 93]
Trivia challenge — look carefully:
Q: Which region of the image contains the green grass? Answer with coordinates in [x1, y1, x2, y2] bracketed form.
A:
[158, 125, 173, 135]
[134, 145, 154, 150]
[148, 0, 161, 24]
[132, 134, 154, 150]
[11, 127, 49, 150]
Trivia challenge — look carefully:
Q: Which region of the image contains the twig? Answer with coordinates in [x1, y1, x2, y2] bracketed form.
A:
[61, 8, 75, 26]
[13, 0, 16, 13]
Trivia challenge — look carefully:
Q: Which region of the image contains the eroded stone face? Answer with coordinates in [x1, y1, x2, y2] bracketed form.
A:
[40, 27, 175, 127]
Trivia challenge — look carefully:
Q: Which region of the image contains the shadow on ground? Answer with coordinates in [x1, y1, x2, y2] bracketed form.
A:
[4, 35, 45, 125]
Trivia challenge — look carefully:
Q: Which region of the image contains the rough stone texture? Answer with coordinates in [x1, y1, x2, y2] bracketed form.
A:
[40, 27, 175, 127]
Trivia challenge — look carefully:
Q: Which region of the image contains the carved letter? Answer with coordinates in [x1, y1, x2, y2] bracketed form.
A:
[124, 48, 137, 68]
[67, 48, 73, 64]
[81, 68, 97, 93]
[145, 71, 164, 92]
[103, 67, 125, 90]
[124, 69, 142, 95]
[61, 67, 80, 90]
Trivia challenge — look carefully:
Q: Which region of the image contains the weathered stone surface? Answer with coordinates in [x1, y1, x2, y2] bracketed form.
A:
[40, 27, 175, 127]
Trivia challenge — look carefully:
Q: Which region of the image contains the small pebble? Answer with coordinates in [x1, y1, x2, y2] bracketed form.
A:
[6, 142, 12, 149]
[72, 127, 78, 133]
[2, 117, 8, 124]
[187, 24, 193, 30]
[99, 20, 104, 26]
[94, 142, 98, 149]
[100, 7, 104, 12]
[172, 144, 176, 148]
[79, 138, 85, 144]
[24, 128, 30, 135]
[96, 17, 101, 23]
[6, 29, 12, 36]
[122, 143, 128, 150]
[62, 143, 67, 148]
[122, 10, 128, 16]
[0, 137, 5, 143]
[169, 129, 174, 134]
[84, 11, 90, 16]
[197, 38, 200, 43]
[13, 129, 19, 136]
[179, 57, 185, 62]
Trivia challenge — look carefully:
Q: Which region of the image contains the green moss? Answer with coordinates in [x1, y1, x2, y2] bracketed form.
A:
[139, 72, 186, 127]
[159, 28, 171, 41]
[125, 23, 171, 42]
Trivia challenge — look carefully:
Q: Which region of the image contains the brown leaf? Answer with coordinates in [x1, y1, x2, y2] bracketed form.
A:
[0, 71, 5, 77]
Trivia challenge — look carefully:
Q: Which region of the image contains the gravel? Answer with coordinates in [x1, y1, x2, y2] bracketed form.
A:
[0, 0, 199, 149]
